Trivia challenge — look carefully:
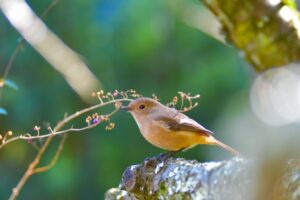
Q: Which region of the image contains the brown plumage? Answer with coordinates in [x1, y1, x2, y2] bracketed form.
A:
[123, 98, 240, 156]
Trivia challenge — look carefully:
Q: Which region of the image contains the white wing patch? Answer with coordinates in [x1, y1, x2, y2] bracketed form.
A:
[153, 120, 172, 131]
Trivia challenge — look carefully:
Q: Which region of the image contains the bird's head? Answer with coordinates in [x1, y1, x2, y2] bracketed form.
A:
[121, 98, 161, 122]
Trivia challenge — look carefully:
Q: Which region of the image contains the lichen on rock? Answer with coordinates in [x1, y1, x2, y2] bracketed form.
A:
[202, 0, 300, 71]
[105, 155, 300, 200]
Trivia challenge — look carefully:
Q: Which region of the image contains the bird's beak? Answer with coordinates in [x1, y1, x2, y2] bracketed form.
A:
[121, 106, 131, 111]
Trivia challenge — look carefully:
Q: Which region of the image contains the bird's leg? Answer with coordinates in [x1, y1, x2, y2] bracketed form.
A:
[158, 148, 185, 161]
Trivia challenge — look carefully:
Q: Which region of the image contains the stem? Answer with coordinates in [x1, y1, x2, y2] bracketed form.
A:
[0, 99, 132, 150]
[7, 98, 132, 200]
[33, 134, 67, 174]
[9, 134, 55, 200]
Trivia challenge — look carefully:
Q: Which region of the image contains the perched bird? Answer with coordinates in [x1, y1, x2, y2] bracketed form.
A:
[122, 97, 240, 156]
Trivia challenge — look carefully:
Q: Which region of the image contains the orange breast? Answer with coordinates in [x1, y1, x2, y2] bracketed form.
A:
[140, 122, 214, 151]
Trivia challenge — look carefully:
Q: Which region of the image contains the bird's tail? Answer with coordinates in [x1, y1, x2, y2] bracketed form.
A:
[212, 138, 241, 157]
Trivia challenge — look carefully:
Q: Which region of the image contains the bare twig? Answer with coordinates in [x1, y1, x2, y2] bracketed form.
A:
[9, 133, 55, 200]
[166, 91, 200, 113]
[33, 134, 67, 174]
[0, 99, 131, 150]
[40, 0, 60, 19]
[8, 98, 132, 200]
[1, 44, 23, 82]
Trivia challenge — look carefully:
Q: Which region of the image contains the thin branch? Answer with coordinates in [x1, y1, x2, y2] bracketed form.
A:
[9, 132, 55, 200]
[8, 98, 132, 200]
[1, 44, 23, 81]
[0, 99, 132, 150]
[40, 0, 60, 19]
[1, 117, 95, 147]
[33, 134, 67, 174]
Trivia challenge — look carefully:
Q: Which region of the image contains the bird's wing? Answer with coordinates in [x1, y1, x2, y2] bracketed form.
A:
[153, 115, 213, 136]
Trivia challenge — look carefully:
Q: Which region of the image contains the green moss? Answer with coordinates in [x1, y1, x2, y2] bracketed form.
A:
[283, 0, 297, 9]
[202, 0, 300, 71]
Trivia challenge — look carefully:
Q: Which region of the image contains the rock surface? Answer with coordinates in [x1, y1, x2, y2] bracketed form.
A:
[105, 155, 300, 200]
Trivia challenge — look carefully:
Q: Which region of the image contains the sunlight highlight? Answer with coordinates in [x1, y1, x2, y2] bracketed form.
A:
[0, 0, 102, 101]
[0, 0, 47, 44]
[266, 0, 281, 6]
[251, 65, 300, 126]
[278, 6, 300, 38]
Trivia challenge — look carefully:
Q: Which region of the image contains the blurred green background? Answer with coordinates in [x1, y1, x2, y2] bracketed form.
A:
[0, 0, 251, 199]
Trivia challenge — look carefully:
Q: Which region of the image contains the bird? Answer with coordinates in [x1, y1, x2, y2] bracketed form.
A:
[122, 97, 241, 156]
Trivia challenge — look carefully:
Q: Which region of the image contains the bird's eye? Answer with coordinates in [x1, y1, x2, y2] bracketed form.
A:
[139, 104, 146, 110]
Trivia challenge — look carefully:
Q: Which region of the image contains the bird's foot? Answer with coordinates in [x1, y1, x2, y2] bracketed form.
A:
[157, 149, 184, 161]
